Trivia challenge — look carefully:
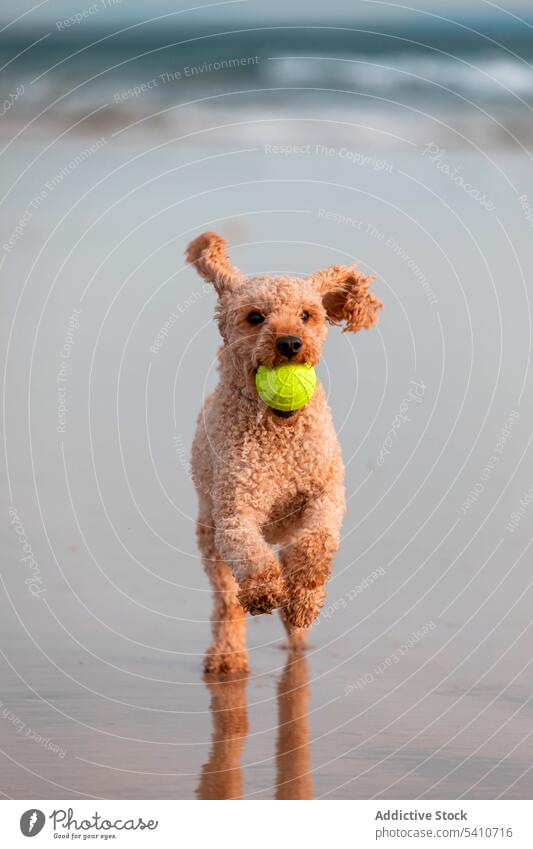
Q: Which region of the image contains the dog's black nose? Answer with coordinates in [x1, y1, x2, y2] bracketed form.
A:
[276, 335, 303, 359]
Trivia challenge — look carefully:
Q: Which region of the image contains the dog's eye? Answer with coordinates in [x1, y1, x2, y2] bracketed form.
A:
[300, 311, 310, 322]
[247, 311, 265, 326]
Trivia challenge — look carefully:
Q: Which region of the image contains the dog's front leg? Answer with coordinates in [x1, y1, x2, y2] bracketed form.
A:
[280, 492, 345, 630]
[213, 507, 285, 616]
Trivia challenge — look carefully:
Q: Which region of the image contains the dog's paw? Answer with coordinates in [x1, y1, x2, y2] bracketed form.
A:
[283, 588, 325, 630]
[237, 568, 285, 616]
[203, 648, 249, 674]
[281, 534, 336, 591]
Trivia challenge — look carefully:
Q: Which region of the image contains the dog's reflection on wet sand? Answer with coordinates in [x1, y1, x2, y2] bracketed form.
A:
[197, 652, 312, 800]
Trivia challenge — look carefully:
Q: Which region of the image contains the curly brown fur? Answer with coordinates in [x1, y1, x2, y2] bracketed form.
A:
[188, 232, 382, 671]
[280, 606, 308, 650]
[313, 264, 383, 332]
[186, 231, 243, 294]
[237, 565, 285, 616]
[197, 497, 248, 674]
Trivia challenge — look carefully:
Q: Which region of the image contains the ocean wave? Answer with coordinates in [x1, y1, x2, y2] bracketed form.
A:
[1, 26, 532, 148]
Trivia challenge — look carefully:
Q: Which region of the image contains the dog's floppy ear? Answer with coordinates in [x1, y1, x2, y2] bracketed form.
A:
[311, 264, 383, 332]
[186, 231, 244, 295]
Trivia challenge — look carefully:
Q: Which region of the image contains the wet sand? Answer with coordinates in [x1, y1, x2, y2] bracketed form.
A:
[1, 141, 533, 799]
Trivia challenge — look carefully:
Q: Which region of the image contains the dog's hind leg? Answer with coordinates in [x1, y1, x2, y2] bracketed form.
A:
[197, 499, 248, 674]
[204, 558, 248, 674]
[279, 607, 308, 650]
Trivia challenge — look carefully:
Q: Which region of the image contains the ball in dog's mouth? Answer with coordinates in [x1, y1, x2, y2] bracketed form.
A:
[255, 363, 317, 413]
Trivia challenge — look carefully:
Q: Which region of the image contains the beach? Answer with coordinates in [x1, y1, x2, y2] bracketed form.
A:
[2, 9, 533, 798]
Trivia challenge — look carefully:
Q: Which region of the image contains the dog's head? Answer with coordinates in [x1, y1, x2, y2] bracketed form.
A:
[186, 231, 382, 396]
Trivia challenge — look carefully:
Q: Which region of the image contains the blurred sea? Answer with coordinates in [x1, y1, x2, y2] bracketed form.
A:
[2, 17, 533, 147]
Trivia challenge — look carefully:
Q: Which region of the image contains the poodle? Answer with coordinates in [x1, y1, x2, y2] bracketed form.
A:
[187, 231, 382, 673]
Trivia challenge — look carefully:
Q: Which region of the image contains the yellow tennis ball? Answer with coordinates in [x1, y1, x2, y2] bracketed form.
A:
[255, 363, 317, 412]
